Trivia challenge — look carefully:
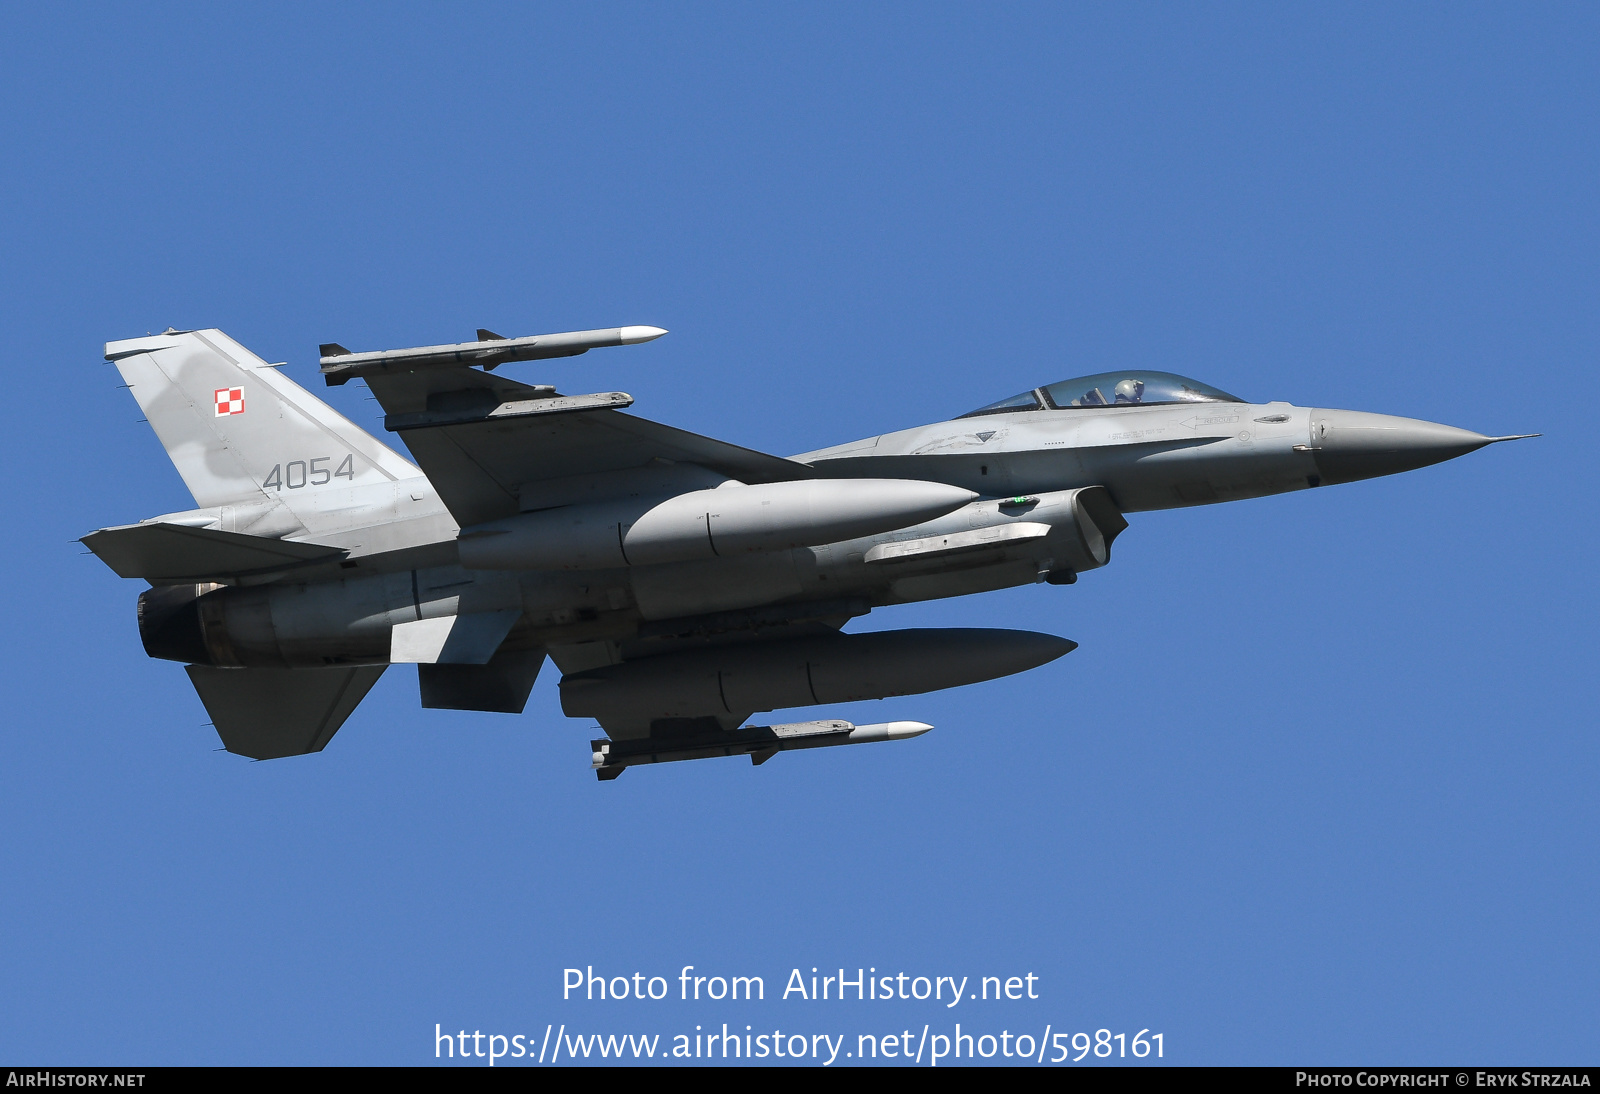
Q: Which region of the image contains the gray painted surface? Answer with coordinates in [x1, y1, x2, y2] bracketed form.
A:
[87, 327, 1533, 769]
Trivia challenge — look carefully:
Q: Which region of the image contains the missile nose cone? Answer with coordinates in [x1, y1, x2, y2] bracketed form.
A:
[848, 720, 935, 743]
[619, 325, 669, 345]
[1308, 409, 1520, 485]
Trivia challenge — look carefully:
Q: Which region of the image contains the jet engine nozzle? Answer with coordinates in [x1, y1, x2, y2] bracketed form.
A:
[137, 584, 212, 664]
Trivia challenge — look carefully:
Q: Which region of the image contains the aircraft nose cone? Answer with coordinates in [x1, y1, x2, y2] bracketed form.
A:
[1309, 409, 1496, 485]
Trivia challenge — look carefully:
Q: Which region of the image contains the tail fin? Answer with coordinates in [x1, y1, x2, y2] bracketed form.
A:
[106, 329, 420, 514]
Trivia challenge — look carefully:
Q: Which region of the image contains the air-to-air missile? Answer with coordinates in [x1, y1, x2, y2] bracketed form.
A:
[590, 719, 934, 780]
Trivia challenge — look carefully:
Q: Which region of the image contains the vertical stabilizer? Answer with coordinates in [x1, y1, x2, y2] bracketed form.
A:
[106, 329, 421, 515]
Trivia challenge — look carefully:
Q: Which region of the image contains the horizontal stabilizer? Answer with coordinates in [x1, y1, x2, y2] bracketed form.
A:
[82, 523, 345, 582]
[186, 665, 386, 759]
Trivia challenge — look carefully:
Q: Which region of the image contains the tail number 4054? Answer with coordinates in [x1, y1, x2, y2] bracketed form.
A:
[263, 454, 355, 491]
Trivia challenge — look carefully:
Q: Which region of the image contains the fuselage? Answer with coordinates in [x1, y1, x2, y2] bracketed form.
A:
[100, 328, 1532, 764]
[137, 392, 1507, 673]
[800, 398, 1319, 510]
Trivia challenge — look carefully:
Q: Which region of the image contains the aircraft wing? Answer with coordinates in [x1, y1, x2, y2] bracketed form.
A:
[365, 367, 814, 527]
[82, 522, 346, 583]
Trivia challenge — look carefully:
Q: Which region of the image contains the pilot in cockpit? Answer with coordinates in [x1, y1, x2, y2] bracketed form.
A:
[1114, 378, 1145, 404]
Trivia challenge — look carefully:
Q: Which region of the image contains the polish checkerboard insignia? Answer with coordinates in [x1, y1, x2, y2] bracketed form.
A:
[214, 387, 245, 416]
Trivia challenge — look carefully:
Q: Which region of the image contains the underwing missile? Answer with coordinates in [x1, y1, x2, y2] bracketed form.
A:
[591, 719, 933, 779]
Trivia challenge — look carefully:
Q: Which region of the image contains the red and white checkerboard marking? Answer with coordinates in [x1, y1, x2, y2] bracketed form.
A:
[214, 387, 244, 416]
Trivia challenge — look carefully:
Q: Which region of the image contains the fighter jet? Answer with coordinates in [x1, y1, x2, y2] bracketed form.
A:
[85, 326, 1534, 778]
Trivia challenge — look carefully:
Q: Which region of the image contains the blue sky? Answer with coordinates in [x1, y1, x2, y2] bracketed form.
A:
[0, 3, 1594, 1065]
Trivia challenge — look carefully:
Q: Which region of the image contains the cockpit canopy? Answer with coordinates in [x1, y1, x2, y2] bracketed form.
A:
[961, 370, 1244, 418]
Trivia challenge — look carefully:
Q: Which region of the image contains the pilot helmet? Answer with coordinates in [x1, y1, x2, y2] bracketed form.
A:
[1114, 377, 1145, 403]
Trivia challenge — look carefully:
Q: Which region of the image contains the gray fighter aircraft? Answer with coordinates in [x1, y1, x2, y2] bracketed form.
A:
[85, 326, 1533, 778]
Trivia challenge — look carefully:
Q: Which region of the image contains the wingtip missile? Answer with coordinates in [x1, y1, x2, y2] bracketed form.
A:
[317, 325, 671, 384]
